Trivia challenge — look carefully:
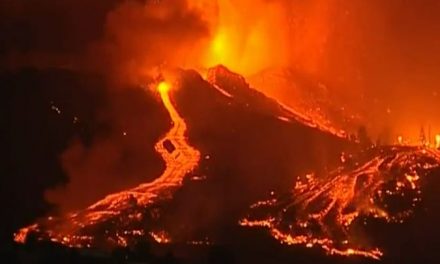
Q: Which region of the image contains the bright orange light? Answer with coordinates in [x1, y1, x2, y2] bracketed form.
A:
[201, 0, 289, 76]
[397, 136, 403, 145]
[435, 134, 440, 149]
[211, 31, 227, 60]
[205, 28, 235, 70]
[157, 81, 170, 94]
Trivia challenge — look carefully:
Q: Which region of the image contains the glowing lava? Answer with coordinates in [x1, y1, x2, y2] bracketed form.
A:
[240, 147, 440, 260]
[436, 134, 440, 149]
[14, 81, 200, 246]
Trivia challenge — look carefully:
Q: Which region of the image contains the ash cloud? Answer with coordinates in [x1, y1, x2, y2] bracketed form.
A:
[264, 0, 440, 140]
[0, 0, 210, 81]
[86, 0, 210, 84]
[185, 0, 440, 140]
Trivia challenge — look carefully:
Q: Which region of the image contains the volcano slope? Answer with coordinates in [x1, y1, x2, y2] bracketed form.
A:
[12, 66, 440, 264]
[14, 66, 352, 248]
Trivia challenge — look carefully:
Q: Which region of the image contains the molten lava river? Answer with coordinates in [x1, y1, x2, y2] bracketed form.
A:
[240, 148, 440, 259]
[15, 81, 200, 248]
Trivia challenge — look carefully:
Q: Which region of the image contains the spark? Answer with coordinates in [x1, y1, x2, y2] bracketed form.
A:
[51, 105, 61, 114]
[150, 231, 171, 244]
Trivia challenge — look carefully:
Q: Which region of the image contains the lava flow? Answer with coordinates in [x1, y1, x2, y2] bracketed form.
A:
[14, 81, 200, 247]
[240, 147, 440, 260]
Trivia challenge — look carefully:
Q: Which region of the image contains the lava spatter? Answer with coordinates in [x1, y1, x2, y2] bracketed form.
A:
[14, 81, 201, 247]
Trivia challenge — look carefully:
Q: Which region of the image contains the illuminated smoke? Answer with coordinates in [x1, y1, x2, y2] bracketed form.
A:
[2, 1, 439, 139]
[196, 0, 440, 141]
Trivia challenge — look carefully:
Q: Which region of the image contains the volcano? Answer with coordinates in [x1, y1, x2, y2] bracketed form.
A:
[12, 66, 440, 263]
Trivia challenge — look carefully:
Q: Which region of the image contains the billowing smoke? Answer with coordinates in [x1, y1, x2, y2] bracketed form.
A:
[0, 0, 210, 82]
[85, 0, 210, 84]
[198, 0, 440, 141]
[44, 87, 171, 211]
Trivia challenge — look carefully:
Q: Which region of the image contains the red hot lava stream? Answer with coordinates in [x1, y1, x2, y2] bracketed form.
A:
[240, 147, 440, 259]
[14, 81, 201, 246]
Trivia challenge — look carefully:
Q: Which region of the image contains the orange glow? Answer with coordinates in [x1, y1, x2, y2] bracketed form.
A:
[14, 224, 37, 244]
[436, 134, 440, 148]
[194, 1, 358, 138]
[209, 30, 228, 64]
[201, 0, 289, 76]
[241, 147, 440, 259]
[194, 1, 440, 141]
[150, 231, 171, 244]
[196, 0, 339, 80]
[205, 66, 347, 138]
[157, 81, 170, 94]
